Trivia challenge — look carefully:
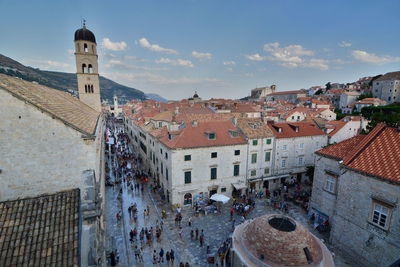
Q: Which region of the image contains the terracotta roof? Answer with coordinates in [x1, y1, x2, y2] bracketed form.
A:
[151, 110, 174, 122]
[236, 118, 274, 139]
[267, 90, 306, 96]
[159, 120, 247, 149]
[342, 124, 400, 183]
[0, 189, 80, 267]
[375, 71, 400, 81]
[268, 122, 326, 138]
[0, 74, 99, 136]
[315, 135, 366, 160]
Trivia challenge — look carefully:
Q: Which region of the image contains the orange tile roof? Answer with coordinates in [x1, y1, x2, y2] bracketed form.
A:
[158, 120, 247, 149]
[315, 135, 366, 160]
[324, 121, 347, 137]
[268, 122, 326, 138]
[342, 124, 400, 183]
[236, 118, 274, 139]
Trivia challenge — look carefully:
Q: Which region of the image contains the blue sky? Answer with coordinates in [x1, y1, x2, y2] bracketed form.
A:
[1, 0, 399, 100]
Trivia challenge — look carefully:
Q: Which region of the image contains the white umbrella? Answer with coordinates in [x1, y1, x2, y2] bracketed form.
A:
[210, 194, 230, 204]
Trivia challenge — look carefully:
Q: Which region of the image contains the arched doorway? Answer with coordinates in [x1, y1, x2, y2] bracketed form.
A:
[184, 193, 192, 205]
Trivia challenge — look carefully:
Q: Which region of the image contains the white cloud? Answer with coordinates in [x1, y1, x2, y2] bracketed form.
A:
[138, 38, 177, 54]
[25, 59, 70, 71]
[192, 51, 212, 59]
[338, 41, 352, 47]
[263, 42, 313, 64]
[246, 42, 331, 70]
[105, 59, 168, 71]
[67, 49, 74, 55]
[352, 50, 400, 64]
[102, 38, 127, 51]
[103, 72, 222, 86]
[156, 58, 194, 67]
[246, 53, 265, 61]
[223, 61, 236, 65]
[302, 58, 329, 70]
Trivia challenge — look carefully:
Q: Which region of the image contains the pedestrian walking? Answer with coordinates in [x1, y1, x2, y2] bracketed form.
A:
[179, 262, 184, 267]
[134, 246, 141, 262]
[199, 230, 204, 247]
[188, 216, 192, 227]
[170, 249, 175, 265]
[195, 228, 199, 240]
[152, 250, 158, 264]
[166, 251, 171, 265]
[159, 248, 164, 263]
[185, 262, 190, 267]
[190, 229, 194, 240]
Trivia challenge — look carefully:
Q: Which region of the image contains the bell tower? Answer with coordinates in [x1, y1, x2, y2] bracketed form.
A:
[74, 21, 101, 112]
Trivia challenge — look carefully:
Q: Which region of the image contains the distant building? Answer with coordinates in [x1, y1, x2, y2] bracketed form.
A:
[231, 214, 334, 267]
[265, 90, 307, 103]
[310, 124, 400, 266]
[339, 91, 361, 110]
[372, 71, 400, 104]
[249, 85, 276, 100]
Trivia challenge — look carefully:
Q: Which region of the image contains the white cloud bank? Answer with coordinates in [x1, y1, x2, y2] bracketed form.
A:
[223, 61, 236, 65]
[246, 42, 329, 70]
[102, 38, 127, 51]
[156, 58, 194, 67]
[352, 50, 400, 64]
[192, 51, 212, 59]
[138, 38, 177, 54]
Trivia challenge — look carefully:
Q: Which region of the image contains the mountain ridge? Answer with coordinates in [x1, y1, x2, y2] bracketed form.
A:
[0, 53, 147, 103]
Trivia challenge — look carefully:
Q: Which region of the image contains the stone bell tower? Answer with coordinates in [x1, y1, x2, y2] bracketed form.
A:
[74, 21, 101, 112]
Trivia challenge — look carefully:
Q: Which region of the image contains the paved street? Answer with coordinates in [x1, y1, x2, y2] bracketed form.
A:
[104, 121, 358, 267]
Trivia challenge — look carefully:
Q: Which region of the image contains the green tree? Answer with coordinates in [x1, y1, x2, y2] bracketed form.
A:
[325, 82, 331, 90]
[361, 104, 400, 132]
[357, 92, 373, 100]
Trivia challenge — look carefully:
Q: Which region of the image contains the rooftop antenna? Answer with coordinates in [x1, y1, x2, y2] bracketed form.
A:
[82, 18, 86, 28]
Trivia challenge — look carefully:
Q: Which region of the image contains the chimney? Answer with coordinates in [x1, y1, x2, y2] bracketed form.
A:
[232, 117, 238, 126]
[175, 106, 180, 115]
[192, 120, 198, 127]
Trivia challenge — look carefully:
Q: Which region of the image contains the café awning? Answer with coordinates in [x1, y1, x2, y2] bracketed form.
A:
[231, 181, 247, 190]
[248, 174, 290, 182]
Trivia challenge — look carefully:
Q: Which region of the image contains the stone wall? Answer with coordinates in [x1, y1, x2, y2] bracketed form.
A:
[309, 155, 339, 219]
[0, 89, 98, 201]
[331, 170, 400, 266]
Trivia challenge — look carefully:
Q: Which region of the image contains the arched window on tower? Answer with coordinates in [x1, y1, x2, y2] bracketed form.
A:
[82, 64, 87, 73]
[88, 64, 93, 74]
[84, 43, 88, 53]
[85, 85, 88, 93]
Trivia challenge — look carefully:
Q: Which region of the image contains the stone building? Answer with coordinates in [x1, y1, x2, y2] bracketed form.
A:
[230, 214, 334, 266]
[249, 85, 276, 101]
[0, 74, 106, 266]
[265, 90, 307, 103]
[372, 71, 400, 104]
[310, 124, 400, 266]
[74, 23, 102, 112]
[267, 122, 327, 182]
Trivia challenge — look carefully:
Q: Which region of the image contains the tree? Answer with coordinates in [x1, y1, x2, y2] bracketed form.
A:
[325, 82, 332, 90]
[357, 92, 373, 100]
[314, 89, 323, 95]
[361, 104, 400, 132]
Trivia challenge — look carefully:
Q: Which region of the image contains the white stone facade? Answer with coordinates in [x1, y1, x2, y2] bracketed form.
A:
[372, 78, 400, 104]
[272, 135, 327, 179]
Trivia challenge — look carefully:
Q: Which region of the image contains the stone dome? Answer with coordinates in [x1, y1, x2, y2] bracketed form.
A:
[235, 214, 325, 266]
[74, 26, 96, 43]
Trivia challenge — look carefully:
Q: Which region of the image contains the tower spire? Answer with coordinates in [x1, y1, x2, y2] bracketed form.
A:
[82, 19, 86, 28]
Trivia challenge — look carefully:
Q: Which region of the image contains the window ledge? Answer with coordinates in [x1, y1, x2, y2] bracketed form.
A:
[367, 221, 389, 232]
[322, 188, 336, 196]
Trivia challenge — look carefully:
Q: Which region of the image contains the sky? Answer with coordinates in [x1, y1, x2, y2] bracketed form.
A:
[0, 0, 399, 100]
